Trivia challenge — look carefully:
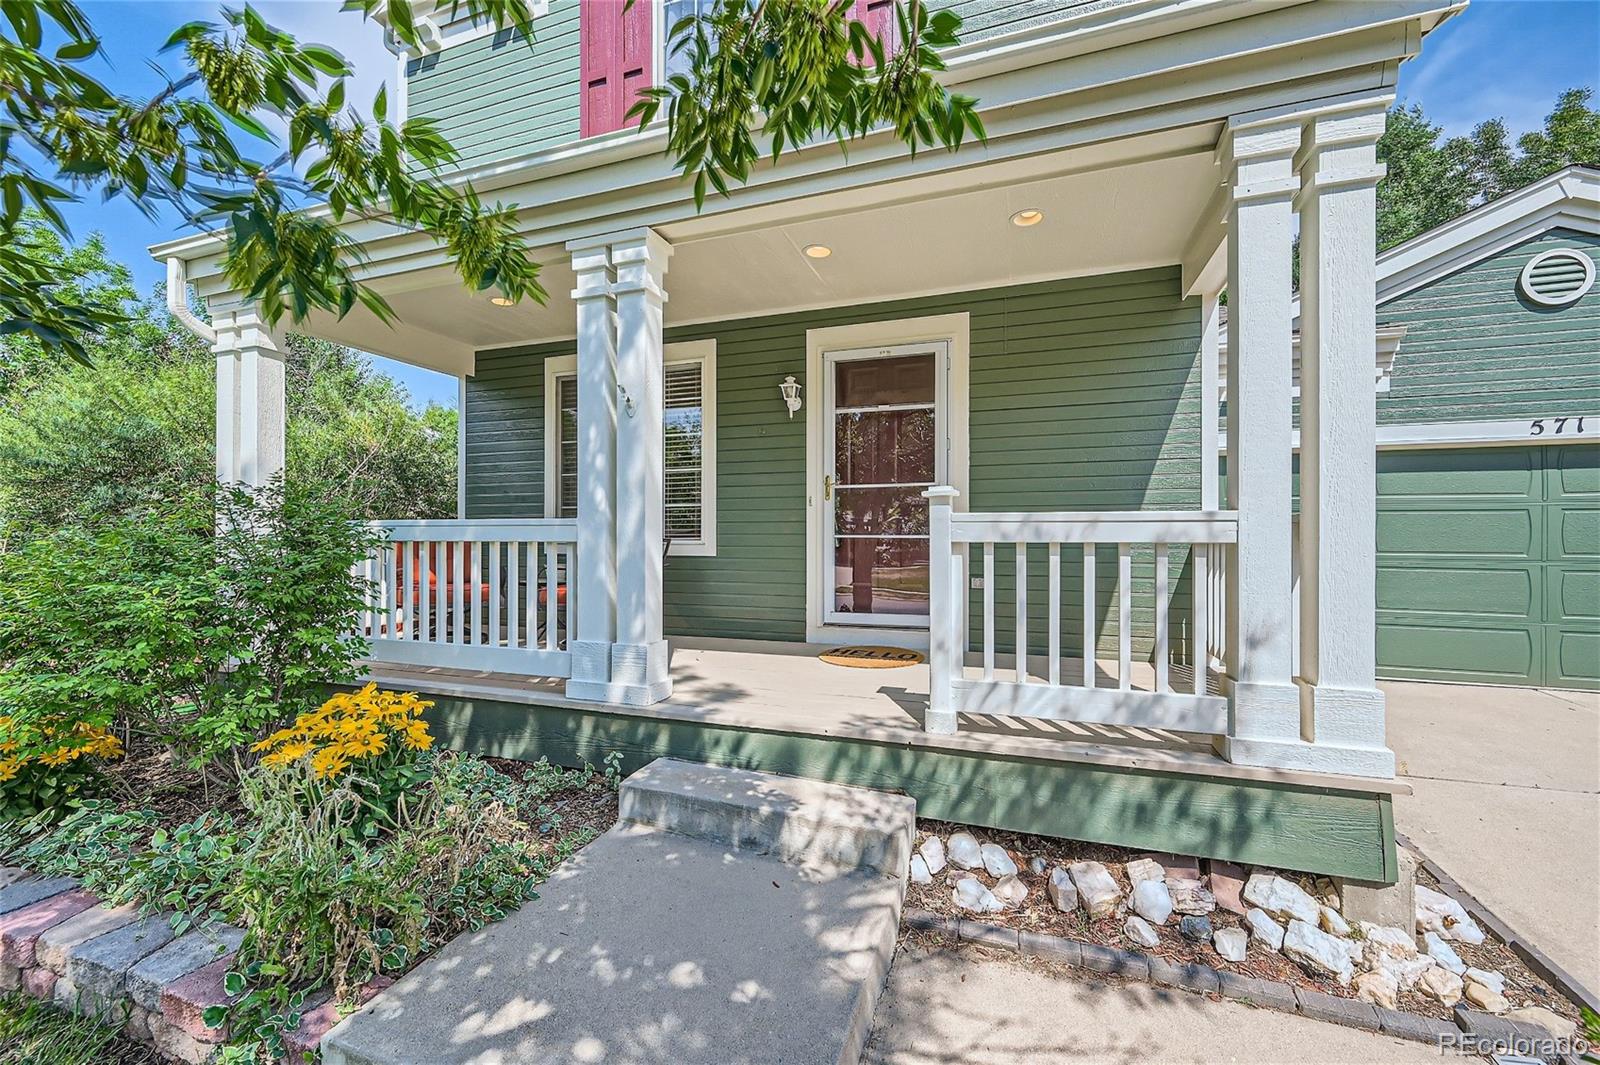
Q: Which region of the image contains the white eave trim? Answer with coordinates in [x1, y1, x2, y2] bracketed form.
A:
[1221, 415, 1599, 452]
[1218, 324, 1407, 399]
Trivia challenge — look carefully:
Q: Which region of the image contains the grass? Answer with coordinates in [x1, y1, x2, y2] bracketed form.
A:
[0, 993, 158, 1065]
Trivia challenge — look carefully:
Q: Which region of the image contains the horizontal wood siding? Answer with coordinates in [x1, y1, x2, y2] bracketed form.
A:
[406, 0, 581, 168]
[463, 268, 1203, 653]
[1376, 228, 1600, 425]
[940, 0, 1106, 41]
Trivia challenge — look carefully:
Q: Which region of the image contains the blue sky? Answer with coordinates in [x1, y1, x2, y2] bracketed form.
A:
[56, 0, 1600, 410]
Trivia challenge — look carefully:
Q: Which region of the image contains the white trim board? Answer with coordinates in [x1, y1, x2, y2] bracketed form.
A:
[542, 339, 718, 556]
[1219, 416, 1599, 453]
[804, 313, 971, 647]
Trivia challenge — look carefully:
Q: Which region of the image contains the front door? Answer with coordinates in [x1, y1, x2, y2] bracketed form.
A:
[822, 342, 948, 627]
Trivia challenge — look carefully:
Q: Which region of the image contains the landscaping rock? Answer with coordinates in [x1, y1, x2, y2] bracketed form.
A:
[1178, 914, 1212, 942]
[1453, 1007, 1564, 1063]
[947, 832, 983, 870]
[1359, 922, 1418, 961]
[1423, 930, 1466, 974]
[1415, 884, 1485, 944]
[1124, 858, 1164, 885]
[0, 888, 100, 967]
[1124, 915, 1160, 948]
[1463, 966, 1505, 995]
[1464, 980, 1509, 1014]
[991, 874, 1028, 909]
[980, 844, 1018, 878]
[918, 836, 947, 875]
[1046, 868, 1077, 913]
[66, 913, 176, 1003]
[909, 855, 931, 885]
[1352, 969, 1398, 1010]
[1205, 860, 1247, 915]
[1369, 953, 1436, 990]
[1212, 927, 1247, 963]
[1504, 1006, 1577, 1039]
[35, 903, 140, 973]
[1028, 857, 1048, 877]
[1130, 878, 1173, 925]
[1283, 919, 1354, 984]
[1318, 904, 1351, 937]
[1068, 861, 1120, 918]
[953, 877, 1003, 914]
[1416, 963, 1464, 1006]
[1244, 907, 1285, 951]
[1243, 874, 1320, 925]
[126, 926, 244, 1012]
[1166, 878, 1216, 916]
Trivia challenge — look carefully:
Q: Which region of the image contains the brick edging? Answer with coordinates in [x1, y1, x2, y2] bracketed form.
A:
[1398, 830, 1600, 1016]
[902, 909, 1572, 1060]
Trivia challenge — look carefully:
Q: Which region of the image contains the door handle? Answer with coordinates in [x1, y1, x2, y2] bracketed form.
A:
[823, 474, 834, 501]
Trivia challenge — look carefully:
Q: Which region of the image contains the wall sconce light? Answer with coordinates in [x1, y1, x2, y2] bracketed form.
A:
[779, 375, 802, 418]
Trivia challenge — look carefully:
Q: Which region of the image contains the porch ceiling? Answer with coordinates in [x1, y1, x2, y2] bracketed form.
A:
[294, 126, 1223, 372]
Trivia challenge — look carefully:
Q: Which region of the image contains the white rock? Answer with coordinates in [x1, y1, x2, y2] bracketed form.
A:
[1125, 858, 1165, 885]
[1245, 908, 1285, 952]
[953, 877, 1004, 913]
[1464, 981, 1509, 1014]
[1372, 954, 1438, 991]
[1131, 879, 1174, 926]
[1029, 856, 1048, 877]
[947, 832, 984, 870]
[1283, 919, 1354, 985]
[1504, 1007, 1577, 1039]
[992, 874, 1028, 908]
[1445, 915, 1485, 945]
[1124, 915, 1160, 949]
[1213, 928, 1248, 963]
[1416, 964, 1464, 1006]
[1047, 867, 1078, 913]
[1359, 923, 1418, 961]
[909, 855, 932, 884]
[1243, 874, 1321, 925]
[980, 843, 1018, 879]
[1415, 885, 1485, 944]
[1463, 967, 1506, 996]
[919, 836, 947, 875]
[1166, 878, 1217, 916]
[1343, 939, 1365, 966]
[1423, 931, 1466, 974]
[1318, 905, 1351, 937]
[1353, 969, 1398, 1010]
[1068, 861, 1122, 919]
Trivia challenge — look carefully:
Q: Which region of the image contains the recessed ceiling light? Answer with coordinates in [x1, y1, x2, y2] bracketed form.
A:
[802, 244, 832, 259]
[1011, 208, 1044, 228]
[489, 296, 515, 306]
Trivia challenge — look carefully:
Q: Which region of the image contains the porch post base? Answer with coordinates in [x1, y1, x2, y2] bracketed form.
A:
[606, 640, 673, 706]
[1220, 734, 1396, 779]
[565, 641, 615, 702]
[924, 710, 957, 736]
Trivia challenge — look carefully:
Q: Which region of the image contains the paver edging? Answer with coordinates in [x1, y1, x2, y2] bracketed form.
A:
[907, 906, 1499, 1048]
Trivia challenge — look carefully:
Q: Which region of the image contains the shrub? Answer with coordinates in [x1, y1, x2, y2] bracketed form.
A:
[0, 717, 123, 820]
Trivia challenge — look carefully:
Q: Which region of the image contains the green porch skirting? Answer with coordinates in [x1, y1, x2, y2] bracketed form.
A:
[411, 690, 1398, 884]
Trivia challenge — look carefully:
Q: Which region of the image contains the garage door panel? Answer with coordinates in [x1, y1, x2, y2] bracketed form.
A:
[1376, 617, 1539, 685]
[1548, 444, 1599, 499]
[1377, 447, 1540, 501]
[1547, 504, 1599, 561]
[1545, 626, 1600, 689]
[1547, 565, 1600, 624]
[1377, 506, 1539, 560]
[1377, 563, 1536, 620]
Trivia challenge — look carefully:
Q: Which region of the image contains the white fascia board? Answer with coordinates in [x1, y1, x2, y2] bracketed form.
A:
[1220, 416, 1599, 452]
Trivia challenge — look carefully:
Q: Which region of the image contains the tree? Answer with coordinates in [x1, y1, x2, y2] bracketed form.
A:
[1377, 88, 1599, 251]
[2, 1, 979, 362]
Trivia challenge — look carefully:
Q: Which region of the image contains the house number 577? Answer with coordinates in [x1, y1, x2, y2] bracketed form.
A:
[1529, 417, 1585, 436]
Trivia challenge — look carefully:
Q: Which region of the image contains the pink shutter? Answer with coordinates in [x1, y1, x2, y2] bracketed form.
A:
[852, 0, 899, 56]
[580, 0, 654, 138]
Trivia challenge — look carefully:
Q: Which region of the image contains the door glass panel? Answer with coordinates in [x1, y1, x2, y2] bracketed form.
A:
[833, 538, 930, 616]
[834, 487, 929, 536]
[835, 410, 935, 485]
[835, 353, 935, 408]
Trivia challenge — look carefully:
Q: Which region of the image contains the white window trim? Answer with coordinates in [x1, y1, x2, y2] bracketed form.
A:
[543, 340, 717, 556]
[803, 313, 971, 649]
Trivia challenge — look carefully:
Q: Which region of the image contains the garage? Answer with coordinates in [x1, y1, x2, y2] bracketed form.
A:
[1375, 443, 1599, 689]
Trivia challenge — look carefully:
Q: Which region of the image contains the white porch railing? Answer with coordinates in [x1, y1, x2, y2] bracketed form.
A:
[925, 488, 1238, 736]
[357, 519, 577, 677]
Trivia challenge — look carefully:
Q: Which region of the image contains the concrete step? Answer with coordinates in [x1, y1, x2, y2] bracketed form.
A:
[619, 757, 916, 877]
[322, 758, 916, 1065]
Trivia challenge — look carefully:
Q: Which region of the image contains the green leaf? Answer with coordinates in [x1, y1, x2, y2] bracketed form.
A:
[373, 84, 388, 125]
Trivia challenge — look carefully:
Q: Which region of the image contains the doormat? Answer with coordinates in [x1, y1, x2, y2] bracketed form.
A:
[818, 645, 925, 668]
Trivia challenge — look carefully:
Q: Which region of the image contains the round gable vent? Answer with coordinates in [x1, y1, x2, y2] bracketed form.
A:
[1519, 248, 1595, 306]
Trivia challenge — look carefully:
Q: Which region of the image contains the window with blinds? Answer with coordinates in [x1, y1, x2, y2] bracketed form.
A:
[552, 356, 708, 544]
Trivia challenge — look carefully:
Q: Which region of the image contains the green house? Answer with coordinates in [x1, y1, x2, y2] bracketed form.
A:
[150, 0, 1501, 884]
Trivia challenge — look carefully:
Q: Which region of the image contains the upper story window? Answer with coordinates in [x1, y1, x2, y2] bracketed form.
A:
[661, 0, 710, 84]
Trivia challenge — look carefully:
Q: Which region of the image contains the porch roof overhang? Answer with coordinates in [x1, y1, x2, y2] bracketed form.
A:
[151, 0, 1464, 376]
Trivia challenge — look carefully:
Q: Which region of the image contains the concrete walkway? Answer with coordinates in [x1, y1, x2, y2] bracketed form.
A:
[865, 943, 1447, 1065]
[1383, 680, 1599, 998]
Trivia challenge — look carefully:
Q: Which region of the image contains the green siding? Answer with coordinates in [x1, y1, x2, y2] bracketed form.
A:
[1376, 228, 1600, 425]
[409, 687, 1397, 881]
[465, 268, 1204, 653]
[406, 0, 581, 169]
[941, 0, 1107, 40]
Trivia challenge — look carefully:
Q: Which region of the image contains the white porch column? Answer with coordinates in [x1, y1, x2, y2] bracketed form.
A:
[1295, 101, 1395, 778]
[1217, 116, 1305, 767]
[564, 239, 621, 702]
[608, 228, 674, 706]
[213, 305, 285, 489]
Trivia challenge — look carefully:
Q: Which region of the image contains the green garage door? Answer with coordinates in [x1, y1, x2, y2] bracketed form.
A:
[1376, 443, 1600, 689]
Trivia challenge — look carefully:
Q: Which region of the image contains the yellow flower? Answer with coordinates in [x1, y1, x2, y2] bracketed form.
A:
[342, 731, 386, 758]
[310, 747, 351, 780]
[0, 758, 19, 783]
